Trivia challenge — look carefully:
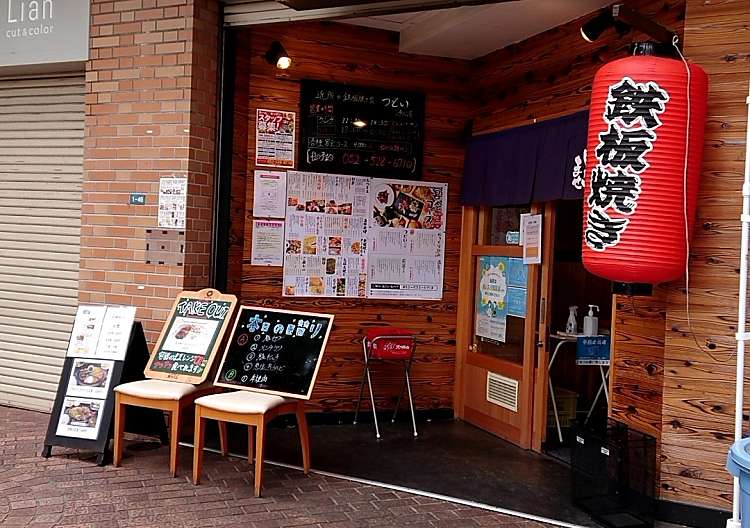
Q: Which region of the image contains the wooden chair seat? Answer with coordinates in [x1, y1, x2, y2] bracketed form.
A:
[192, 391, 311, 497]
[114, 379, 220, 477]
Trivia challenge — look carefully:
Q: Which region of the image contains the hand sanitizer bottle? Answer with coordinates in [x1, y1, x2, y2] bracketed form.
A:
[584, 305, 599, 336]
[566, 305, 578, 334]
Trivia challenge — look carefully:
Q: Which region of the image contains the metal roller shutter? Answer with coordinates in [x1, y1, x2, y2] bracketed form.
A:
[0, 75, 84, 412]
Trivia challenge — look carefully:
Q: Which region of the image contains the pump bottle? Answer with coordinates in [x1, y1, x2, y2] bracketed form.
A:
[583, 305, 599, 336]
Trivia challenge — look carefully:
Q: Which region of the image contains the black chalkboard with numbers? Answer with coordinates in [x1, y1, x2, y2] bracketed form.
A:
[299, 80, 425, 179]
[215, 307, 334, 399]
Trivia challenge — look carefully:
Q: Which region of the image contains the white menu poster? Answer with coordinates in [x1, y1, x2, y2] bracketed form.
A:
[66, 359, 115, 399]
[522, 214, 543, 265]
[283, 171, 370, 297]
[253, 170, 287, 218]
[256, 109, 295, 169]
[94, 306, 137, 361]
[251, 219, 285, 267]
[56, 397, 104, 440]
[66, 305, 107, 358]
[366, 179, 448, 300]
[158, 176, 188, 229]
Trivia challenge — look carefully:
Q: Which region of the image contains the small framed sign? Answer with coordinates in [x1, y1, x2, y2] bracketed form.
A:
[145, 289, 238, 384]
[215, 306, 334, 399]
[576, 335, 611, 366]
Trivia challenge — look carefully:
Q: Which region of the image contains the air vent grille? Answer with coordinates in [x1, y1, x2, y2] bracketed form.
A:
[486, 371, 519, 412]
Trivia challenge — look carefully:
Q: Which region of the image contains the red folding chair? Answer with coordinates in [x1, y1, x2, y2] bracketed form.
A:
[353, 327, 418, 439]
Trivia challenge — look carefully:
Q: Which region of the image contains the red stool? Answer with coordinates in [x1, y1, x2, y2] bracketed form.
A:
[353, 327, 418, 439]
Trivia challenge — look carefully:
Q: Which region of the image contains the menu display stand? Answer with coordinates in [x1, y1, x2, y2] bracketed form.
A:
[144, 289, 238, 384]
[215, 306, 334, 399]
[42, 321, 164, 465]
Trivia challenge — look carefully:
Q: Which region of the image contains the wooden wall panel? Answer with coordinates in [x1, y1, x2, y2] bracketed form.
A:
[656, 0, 750, 511]
[473, 0, 685, 134]
[610, 292, 667, 439]
[236, 22, 473, 412]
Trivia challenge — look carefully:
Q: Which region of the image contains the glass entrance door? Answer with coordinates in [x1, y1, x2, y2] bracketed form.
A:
[456, 205, 542, 449]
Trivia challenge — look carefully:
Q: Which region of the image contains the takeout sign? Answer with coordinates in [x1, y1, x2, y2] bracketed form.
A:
[176, 298, 230, 320]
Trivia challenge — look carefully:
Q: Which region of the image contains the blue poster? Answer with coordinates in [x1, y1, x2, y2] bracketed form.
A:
[507, 287, 527, 318]
[576, 336, 611, 366]
[475, 256, 509, 343]
[507, 258, 528, 288]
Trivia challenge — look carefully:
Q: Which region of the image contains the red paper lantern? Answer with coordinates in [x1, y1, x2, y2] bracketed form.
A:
[582, 54, 709, 284]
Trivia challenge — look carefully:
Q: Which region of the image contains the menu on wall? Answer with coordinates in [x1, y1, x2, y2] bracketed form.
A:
[145, 290, 238, 384]
[251, 219, 285, 267]
[475, 256, 509, 343]
[256, 109, 296, 169]
[253, 170, 287, 218]
[366, 179, 448, 300]
[299, 80, 425, 179]
[282, 171, 370, 298]
[215, 307, 334, 399]
[158, 176, 188, 229]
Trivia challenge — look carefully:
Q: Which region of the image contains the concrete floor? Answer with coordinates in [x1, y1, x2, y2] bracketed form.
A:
[256, 417, 686, 528]
[261, 418, 599, 527]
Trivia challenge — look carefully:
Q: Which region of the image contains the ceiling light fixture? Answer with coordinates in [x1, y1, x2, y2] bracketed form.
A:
[580, 4, 677, 46]
[265, 41, 292, 70]
[352, 118, 367, 128]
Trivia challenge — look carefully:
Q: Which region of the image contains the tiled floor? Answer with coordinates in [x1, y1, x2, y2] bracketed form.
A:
[0, 405, 556, 528]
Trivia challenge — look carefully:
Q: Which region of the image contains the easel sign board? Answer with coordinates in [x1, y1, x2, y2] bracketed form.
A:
[215, 306, 334, 399]
[43, 321, 152, 465]
[145, 289, 238, 384]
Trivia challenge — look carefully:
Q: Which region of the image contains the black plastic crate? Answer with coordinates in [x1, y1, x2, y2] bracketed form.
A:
[571, 419, 656, 528]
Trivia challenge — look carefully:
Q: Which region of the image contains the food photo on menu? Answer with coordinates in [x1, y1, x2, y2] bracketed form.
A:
[371, 181, 445, 230]
[56, 397, 103, 440]
[162, 317, 220, 355]
[66, 359, 114, 399]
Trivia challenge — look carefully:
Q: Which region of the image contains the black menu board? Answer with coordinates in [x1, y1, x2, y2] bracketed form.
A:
[299, 80, 425, 179]
[215, 307, 334, 399]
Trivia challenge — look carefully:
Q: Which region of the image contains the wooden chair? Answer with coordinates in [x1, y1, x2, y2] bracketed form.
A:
[114, 379, 225, 477]
[192, 391, 310, 497]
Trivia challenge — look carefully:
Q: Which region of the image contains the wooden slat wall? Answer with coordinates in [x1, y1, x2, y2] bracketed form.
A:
[473, 0, 685, 134]
[236, 22, 473, 412]
[610, 291, 667, 440]
[658, 0, 750, 511]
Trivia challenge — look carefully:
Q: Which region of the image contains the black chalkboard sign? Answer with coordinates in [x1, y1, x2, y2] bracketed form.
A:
[215, 307, 334, 399]
[299, 80, 425, 179]
[145, 289, 238, 384]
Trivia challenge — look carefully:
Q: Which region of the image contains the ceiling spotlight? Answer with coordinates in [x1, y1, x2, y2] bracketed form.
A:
[580, 8, 614, 43]
[352, 118, 367, 128]
[265, 41, 291, 70]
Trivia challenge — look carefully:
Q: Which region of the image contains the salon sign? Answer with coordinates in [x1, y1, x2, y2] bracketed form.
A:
[0, 0, 89, 69]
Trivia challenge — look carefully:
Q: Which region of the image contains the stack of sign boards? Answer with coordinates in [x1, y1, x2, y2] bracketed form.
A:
[42, 305, 154, 465]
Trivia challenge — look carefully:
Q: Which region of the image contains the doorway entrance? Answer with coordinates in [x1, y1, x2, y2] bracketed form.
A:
[456, 201, 613, 453]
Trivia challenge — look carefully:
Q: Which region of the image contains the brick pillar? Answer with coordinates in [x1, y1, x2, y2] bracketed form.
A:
[81, 0, 220, 342]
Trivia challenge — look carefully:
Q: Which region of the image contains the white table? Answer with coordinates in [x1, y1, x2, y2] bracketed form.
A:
[548, 332, 610, 443]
